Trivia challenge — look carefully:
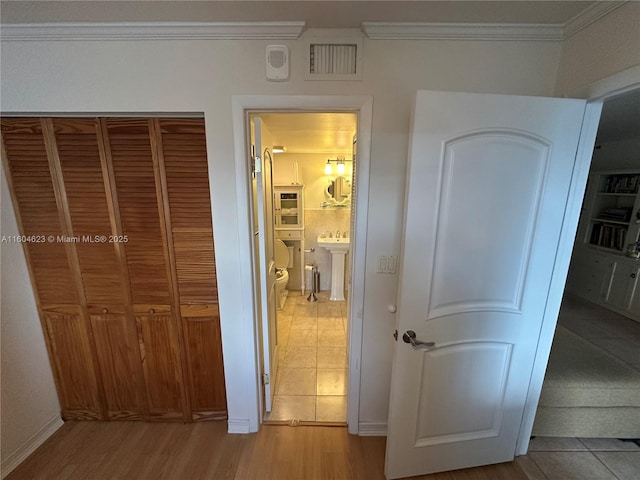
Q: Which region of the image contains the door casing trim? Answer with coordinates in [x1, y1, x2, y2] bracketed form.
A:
[231, 95, 373, 433]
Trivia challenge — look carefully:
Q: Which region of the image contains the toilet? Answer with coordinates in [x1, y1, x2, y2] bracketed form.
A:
[274, 239, 293, 310]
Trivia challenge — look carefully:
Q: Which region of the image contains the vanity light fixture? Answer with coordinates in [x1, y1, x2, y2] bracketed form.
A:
[324, 156, 352, 175]
[272, 145, 287, 153]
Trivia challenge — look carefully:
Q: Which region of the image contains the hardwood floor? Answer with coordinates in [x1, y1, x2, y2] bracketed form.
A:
[6, 421, 528, 480]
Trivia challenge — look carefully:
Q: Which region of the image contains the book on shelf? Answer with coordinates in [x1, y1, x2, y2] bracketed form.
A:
[590, 222, 628, 251]
[603, 174, 640, 194]
[598, 207, 632, 222]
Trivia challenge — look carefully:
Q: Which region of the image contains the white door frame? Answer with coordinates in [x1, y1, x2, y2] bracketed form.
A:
[231, 95, 373, 433]
[516, 65, 640, 455]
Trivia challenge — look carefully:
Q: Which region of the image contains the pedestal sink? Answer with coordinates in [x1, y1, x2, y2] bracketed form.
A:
[317, 236, 350, 301]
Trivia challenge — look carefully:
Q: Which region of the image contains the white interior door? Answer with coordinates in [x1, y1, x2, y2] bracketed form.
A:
[252, 117, 278, 412]
[385, 91, 591, 478]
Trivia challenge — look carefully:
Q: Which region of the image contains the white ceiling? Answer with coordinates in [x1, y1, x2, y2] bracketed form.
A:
[1, 1, 595, 27]
[258, 112, 357, 154]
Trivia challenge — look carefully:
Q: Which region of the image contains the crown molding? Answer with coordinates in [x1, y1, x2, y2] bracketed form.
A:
[563, 1, 627, 39]
[361, 22, 564, 41]
[0, 21, 306, 41]
[362, 2, 628, 42]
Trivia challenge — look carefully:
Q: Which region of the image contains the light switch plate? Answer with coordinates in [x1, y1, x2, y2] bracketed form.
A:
[377, 255, 398, 274]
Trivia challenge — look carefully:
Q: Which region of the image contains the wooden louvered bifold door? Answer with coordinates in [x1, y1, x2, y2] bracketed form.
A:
[1, 118, 102, 420]
[2, 116, 226, 423]
[105, 118, 187, 420]
[158, 119, 226, 419]
[52, 118, 147, 420]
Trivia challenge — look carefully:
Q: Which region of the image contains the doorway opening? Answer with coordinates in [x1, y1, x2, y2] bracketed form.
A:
[530, 87, 640, 453]
[247, 111, 359, 425]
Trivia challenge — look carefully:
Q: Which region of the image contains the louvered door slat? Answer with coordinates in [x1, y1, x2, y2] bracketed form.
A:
[108, 119, 171, 305]
[1, 118, 78, 305]
[53, 119, 124, 305]
[160, 119, 218, 304]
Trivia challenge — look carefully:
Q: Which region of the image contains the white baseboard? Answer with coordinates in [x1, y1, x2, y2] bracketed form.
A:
[1, 414, 64, 479]
[358, 422, 387, 436]
[227, 419, 251, 434]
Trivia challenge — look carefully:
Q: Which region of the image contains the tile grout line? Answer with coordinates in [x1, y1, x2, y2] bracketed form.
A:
[590, 451, 625, 480]
[525, 454, 551, 480]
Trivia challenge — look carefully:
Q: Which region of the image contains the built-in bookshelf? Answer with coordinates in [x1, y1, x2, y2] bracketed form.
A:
[567, 171, 640, 323]
[586, 172, 640, 252]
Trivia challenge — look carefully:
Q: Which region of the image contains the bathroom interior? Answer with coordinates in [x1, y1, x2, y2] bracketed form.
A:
[252, 112, 357, 423]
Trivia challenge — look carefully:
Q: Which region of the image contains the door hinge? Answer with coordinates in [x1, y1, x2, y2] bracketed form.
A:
[263, 373, 270, 385]
[252, 155, 262, 175]
[250, 144, 261, 176]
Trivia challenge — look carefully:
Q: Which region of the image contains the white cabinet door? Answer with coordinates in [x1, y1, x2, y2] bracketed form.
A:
[604, 260, 640, 312]
[385, 90, 591, 479]
[566, 250, 608, 302]
[628, 274, 640, 317]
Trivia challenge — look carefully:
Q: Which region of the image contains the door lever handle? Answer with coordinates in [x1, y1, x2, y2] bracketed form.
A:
[402, 330, 435, 350]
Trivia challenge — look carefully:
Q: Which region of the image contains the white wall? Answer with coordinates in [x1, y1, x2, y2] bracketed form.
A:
[555, 2, 640, 97]
[274, 152, 354, 208]
[1, 164, 62, 477]
[0, 28, 566, 439]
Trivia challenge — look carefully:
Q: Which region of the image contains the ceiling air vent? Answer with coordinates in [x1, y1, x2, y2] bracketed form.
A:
[305, 38, 363, 81]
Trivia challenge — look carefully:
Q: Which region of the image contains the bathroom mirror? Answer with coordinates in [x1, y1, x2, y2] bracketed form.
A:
[326, 176, 352, 205]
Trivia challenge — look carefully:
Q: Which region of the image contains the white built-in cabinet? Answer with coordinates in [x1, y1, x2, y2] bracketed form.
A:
[566, 170, 640, 322]
[274, 185, 304, 228]
[274, 185, 306, 293]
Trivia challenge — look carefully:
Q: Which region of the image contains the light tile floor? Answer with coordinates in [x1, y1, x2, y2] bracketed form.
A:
[519, 437, 640, 480]
[264, 290, 348, 423]
[517, 294, 640, 480]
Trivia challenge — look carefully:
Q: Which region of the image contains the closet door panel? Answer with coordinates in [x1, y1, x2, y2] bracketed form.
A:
[107, 119, 172, 305]
[42, 306, 101, 419]
[53, 119, 124, 305]
[182, 306, 227, 418]
[159, 119, 226, 419]
[89, 306, 145, 419]
[160, 119, 218, 303]
[135, 305, 183, 419]
[1, 119, 78, 305]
